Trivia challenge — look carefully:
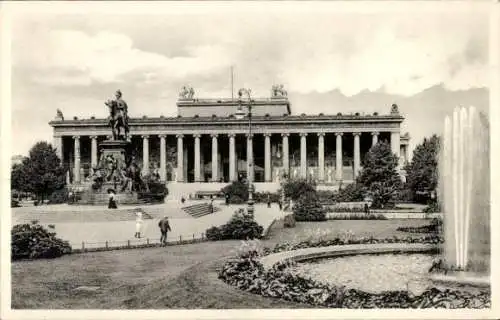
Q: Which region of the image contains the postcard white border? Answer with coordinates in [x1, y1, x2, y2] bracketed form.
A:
[1, 1, 498, 319]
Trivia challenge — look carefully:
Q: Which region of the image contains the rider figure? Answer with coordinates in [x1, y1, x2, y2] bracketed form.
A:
[115, 90, 128, 119]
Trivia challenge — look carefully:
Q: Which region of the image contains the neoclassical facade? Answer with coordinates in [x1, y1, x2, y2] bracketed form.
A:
[50, 92, 410, 185]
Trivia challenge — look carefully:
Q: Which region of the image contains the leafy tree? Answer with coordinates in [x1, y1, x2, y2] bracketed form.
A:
[356, 141, 402, 209]
[222, 181, 248, 204]
[281, 178, 316, 201]
[11, 158, 31, 193]
[21, 142, 66, 203]
[404, 135, 440, 203]
[293, 191, 326, 221]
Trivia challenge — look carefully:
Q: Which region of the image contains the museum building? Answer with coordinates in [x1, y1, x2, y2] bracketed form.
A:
[49, 88, 410, 186]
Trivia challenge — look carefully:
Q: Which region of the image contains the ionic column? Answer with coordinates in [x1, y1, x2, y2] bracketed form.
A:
[73, 136, 81, 183]
[159, 134, 167, 182]
[211, 134, 218, 182]
[371, 131, 379, 147]
[176, 134, 184, 182]
[229, 134, 236, 181]
[281, 133, 290, 175]
[391, 131, 401, 170]
[246, 133, 254, 182]
[300, 133, 307, 178]
[53, 136, 63, 163]
[264, 133, 272, 182]
[142, 135, 150, 176]
[335, 133, 343, 180]
[90, 136, 98, 170]
[353, 132, 361, 179]
[318, 133, 325, 182]
[391, 131, 401, 156]
[194, 134, 201, 182]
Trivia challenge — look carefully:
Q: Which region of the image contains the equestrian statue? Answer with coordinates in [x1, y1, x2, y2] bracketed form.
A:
[105, 90, 130, 141]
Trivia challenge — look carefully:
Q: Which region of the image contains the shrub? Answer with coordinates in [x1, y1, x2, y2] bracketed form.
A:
[327, 213, 387, 220]
[221, 181, 248, 204]
[423, 201, 441, 213]
[11, 221, 72, 260]
[282, 179, 316, 201]
[356, 141, 402, 209]
[335, 183, 365, 202]
[293, 191, 326, 221]
[48, 188, 68, 204]
[206, 209, 264, 240]
[205, 226, 223, 241]
[254, 192, 281, 203]
[283, 214, 296, 228]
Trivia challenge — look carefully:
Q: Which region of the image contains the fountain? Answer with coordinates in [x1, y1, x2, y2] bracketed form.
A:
[437, 106, 490, 284]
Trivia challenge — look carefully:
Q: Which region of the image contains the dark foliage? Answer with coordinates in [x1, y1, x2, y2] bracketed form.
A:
[206, 210, 264, 241]
[423, 201, 441, 213]
[397, 218, 443, 234]
[404, 135, 440, 204]
[293, 191, 326, 221]
[219, 235, 490, 309]
[11, 142, 66, 203]
[282, 179, 316, 201]
[254, 192, 281, 203]
[283, 214, 296, 228]
[11, 221, 72, 260]
[221, 181, 248, 204]
[48, 188, 69, 204]
[356, 141, 402, 209]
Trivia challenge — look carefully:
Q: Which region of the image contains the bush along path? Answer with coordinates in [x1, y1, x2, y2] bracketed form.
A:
[11, 221, 72, 260]
[218, 236, 490, 309]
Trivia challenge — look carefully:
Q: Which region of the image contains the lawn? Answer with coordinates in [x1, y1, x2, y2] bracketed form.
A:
[11, 219, 431, 309]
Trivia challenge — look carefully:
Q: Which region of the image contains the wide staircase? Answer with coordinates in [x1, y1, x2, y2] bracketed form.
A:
[182, 202, 220, 218]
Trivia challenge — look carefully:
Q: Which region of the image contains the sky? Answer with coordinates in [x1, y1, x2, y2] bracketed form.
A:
[8, 2, 491, 157]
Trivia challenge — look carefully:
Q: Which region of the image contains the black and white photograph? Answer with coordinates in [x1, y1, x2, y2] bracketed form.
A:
[0, 1, 498, 319]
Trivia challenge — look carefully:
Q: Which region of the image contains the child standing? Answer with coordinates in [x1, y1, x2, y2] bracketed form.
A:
[135, 209, 143, 238]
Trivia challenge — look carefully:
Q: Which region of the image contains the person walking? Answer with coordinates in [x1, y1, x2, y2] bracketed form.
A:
[108, 189, 117, 209]
[158, 216, 171, 246]
[135, 209, 144, 238]
[267, 193, 271, 208]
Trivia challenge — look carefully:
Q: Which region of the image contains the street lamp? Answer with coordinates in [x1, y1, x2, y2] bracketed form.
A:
[235, 88, 255, 217]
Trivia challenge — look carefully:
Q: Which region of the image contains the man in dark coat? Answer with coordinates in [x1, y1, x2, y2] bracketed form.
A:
[159, 216, 172, 246]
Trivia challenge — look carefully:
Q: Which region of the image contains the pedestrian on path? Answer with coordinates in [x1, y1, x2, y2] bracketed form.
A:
[134, 208, 144, 238]
[108, 189, 117, 209]
[158, 216, 171, 245]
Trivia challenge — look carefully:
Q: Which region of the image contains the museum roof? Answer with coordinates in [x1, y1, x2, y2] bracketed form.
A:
[49, 112, 405, 127]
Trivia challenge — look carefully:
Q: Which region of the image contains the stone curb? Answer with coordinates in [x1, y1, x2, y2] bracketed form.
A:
[260, 243, 439, 270]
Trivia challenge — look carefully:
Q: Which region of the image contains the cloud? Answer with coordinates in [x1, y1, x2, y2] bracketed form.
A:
[12, 10, 488, 97]
[14, 28, 233, 87]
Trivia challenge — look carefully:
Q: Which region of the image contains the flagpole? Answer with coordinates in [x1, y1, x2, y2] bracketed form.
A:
[231, 66, 234, 100]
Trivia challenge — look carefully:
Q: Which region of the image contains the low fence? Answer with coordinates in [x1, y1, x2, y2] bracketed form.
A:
[71, 232, 208, 253]
[326, 211, 443, 220]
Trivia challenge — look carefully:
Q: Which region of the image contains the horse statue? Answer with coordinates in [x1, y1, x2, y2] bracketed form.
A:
[179, 86, 195, 99]
[105, 90, 130, 140]
[271, 84, 287, 97]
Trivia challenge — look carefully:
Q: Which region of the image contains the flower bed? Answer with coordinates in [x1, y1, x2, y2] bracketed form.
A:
[326, 213, 387, 220]
[217, 237, 490, 309]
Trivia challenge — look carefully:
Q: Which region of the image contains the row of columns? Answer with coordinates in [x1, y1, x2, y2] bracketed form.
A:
[63, 131, 400, 184]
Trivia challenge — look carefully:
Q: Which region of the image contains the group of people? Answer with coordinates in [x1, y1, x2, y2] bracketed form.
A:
[133, 209, 172, 246]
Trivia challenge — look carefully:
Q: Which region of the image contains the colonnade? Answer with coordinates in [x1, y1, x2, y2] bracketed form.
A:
[58, 130, 401, 184]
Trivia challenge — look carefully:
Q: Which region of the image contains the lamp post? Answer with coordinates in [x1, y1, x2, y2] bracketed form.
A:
[235, 88, 255, 217]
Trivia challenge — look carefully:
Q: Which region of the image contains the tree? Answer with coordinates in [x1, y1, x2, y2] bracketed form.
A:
[293, 191, 326, 221]
[356, 141, 402, 209]
[11, 158, 31, 194]
[281, 178, 316, 201]
[22, 142, 66, 203]
[404, 135, 440, 203]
